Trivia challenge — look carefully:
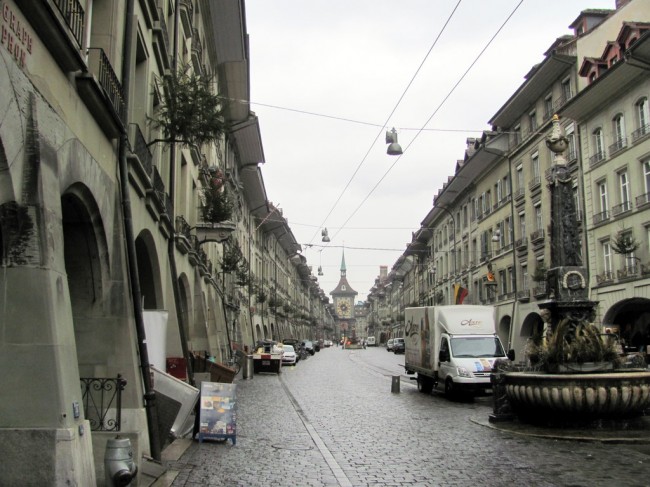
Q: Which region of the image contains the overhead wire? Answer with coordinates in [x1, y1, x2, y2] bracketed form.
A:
[304, 0, 465, 247]
[331, 0, 525, 242]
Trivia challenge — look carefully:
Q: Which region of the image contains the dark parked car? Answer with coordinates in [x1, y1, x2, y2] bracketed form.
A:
[393, 337, 405, 354]
[302, 340, 315, 355]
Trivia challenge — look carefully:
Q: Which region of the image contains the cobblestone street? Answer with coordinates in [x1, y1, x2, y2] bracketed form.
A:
[167, 347, 650, 486]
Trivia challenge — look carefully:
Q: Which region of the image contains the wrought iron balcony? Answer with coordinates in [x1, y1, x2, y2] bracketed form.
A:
[53, 0, 85, 45]
[530, 228, 545, 243]
[515, 237, 527, 250]
[636, 191, 650, 208]
[589, 151, 606, 166]
[86, 48, 125, 121]
[516, 289, 530, 301]
[528, 176, 541, 191]
[129, 123, 153, 176]
[608, 137, 627, 156]
[76, 48, 125, 137]
[593, 210, 609, 225]
[617, 265, 638, 280]
[595, 271, 614, 284]
[632, 124, 650, 143]
[532, 284, 547, 299]
[611, 201, 632, 217]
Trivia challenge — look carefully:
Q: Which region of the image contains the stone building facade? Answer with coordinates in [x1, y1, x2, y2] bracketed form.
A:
[0, 0, 330, 484]
[368, 0, 650, 360]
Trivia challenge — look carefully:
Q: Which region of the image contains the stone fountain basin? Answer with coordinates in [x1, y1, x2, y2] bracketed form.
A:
[504, 370, 650, 418]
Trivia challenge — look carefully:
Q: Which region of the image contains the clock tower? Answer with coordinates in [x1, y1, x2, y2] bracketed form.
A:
[330, 249, 358, 340]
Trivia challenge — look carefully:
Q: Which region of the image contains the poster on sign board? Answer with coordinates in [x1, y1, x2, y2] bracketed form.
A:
[198, 382, 237, 445]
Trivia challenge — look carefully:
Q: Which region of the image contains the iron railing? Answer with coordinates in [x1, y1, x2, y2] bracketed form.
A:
[54, 0, 85, 46]
[130, 123, 153, 175]
[636, 192, 650, 208]
[86, 48, 125, 121]
[589, 151, 606, 166]
[611, 201, 632, 217]
[593, 210, 609, 225]
[608, 137, 627, 156]
[632, 124, 650, 142]
[80, 375, 127, 432]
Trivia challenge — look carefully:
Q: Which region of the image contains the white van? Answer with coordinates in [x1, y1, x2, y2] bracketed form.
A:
[366, 336, 376, 346]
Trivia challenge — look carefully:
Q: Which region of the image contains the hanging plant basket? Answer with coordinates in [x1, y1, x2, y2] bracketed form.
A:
[201, 171, 234, 224]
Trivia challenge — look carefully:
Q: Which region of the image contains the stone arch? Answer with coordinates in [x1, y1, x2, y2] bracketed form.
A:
[263, 324, 269, 339]
[602, 297, 650, 351]
[515, 312, 544, 358]
[61, 184, 111, 376]
[498, 315, 512, 350]
[255, 323, 262, 342]
[135, 230, 163, 309]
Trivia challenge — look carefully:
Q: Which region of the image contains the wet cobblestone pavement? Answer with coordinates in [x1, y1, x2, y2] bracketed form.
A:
[167, 347, 650, 486]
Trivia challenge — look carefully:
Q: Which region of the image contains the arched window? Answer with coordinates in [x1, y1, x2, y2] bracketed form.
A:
[635, 97, 649, 139]
[612, 114, 626, 150]
[592, 128, 605, 161]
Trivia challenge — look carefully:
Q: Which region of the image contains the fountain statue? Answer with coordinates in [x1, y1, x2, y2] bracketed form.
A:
[491, 115, 650, 424]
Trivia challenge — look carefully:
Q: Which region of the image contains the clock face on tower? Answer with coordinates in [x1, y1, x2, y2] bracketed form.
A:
[337, 297, 352, 317]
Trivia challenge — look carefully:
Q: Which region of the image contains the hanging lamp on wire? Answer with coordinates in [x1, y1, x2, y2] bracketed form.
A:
[321, 228, 330, 242]
[385, 127, 403, 155]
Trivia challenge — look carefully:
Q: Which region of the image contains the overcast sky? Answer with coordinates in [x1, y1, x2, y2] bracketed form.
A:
[244, 0, 615, 301]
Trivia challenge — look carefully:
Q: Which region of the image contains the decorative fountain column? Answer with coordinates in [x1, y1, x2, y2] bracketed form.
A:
[500, 116, 650, 422]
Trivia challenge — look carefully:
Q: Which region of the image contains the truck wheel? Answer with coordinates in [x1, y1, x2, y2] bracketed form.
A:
[417, 376, 433, 394]
[444, 378, 455, 398]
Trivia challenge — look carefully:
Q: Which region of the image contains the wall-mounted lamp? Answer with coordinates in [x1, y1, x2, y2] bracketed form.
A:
[321, 228, 330, 242]
[385, 127, 403, 156]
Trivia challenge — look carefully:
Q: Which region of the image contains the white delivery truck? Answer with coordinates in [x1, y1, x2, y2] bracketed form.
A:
[404, 305, 513, 397]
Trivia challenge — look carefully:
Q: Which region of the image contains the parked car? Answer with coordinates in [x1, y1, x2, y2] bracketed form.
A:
[282, 338, 302, 362]
[386, 338, 395, 351]
[303, 340, 315, 355]
[393, 337, 405, 354]
[281, 345, 297, 366]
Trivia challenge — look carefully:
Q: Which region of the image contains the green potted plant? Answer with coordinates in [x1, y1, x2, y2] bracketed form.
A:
[201, 170, 234, 224]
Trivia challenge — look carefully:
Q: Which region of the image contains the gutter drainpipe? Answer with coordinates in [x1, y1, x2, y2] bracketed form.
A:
[167, 0, 195, 386]
[118, 0, 162, 460]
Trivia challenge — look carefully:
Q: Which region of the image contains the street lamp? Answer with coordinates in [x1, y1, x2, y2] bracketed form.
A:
[385, 128, 403, 156]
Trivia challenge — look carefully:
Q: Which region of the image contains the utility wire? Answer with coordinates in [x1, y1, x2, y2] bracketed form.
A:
[305, 0, 464, 247]
[332, 0, 525, 241]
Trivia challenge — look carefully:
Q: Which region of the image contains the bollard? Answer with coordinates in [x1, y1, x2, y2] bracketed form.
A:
[104, 436, 138, 486]
[391, 375, 400, 393]
[243, 355, 254, 380]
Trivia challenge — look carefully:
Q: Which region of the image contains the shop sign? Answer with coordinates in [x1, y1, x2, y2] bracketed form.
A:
[1, 1, 33, 68]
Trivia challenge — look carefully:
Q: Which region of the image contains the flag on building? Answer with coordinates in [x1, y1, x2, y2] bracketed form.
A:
[454, 284, 468, 305]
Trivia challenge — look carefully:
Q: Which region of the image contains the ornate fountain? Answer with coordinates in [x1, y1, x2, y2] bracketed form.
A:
[494, 116, 650, 423]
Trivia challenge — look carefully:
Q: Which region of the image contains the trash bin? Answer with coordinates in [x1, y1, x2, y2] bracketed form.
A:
[243, 355, 254, 380]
